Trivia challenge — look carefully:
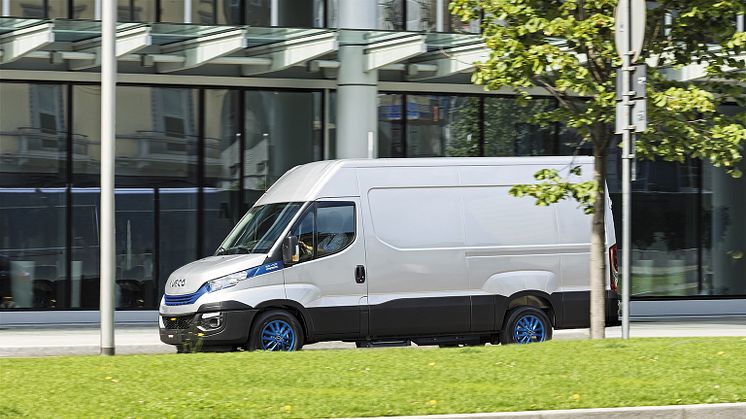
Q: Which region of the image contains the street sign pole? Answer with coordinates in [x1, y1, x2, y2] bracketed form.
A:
[615, 0, 645, 340]
[621, 48, 632, 341]
[100, 0, 116, 356]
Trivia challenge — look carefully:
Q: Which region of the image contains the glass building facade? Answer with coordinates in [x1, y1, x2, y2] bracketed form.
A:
[2, 0, 475, 31]
[0, 82, 323, 309]
[0, 1, 744, 318]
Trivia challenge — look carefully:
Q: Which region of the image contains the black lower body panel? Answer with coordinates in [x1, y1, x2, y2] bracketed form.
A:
[159, 309, 257, 349]
[552, 290, 621, 329]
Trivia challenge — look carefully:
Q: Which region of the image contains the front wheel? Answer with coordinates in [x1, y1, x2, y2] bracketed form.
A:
[500, 306, 552, 345]
[247, 310, 304, 352]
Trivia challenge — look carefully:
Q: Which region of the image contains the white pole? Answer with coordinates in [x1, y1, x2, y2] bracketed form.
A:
[271, 0, 279, 26]
[436, 0, 445, 32]
[100, 0, 117, 356]
[184, 0, 192, 23]
[620, 0, 633, 341]
[2, 0, 10, 17]
[94, 0, 101, 20]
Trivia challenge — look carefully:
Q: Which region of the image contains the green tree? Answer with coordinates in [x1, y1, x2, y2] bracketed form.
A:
[450, 0, 746, 338]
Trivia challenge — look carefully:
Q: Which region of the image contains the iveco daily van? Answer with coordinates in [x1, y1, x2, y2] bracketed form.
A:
[159, 157, 620, 351]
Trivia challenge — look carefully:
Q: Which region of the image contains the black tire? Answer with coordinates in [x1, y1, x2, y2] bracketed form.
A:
[500, 306, 552, 345]
[247, 310, 304, 352]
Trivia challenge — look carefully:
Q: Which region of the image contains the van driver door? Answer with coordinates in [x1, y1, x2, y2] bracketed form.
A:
[282, 198, 368, 340]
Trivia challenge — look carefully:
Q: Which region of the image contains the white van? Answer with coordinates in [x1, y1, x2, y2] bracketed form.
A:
[159, 156, 620, 351]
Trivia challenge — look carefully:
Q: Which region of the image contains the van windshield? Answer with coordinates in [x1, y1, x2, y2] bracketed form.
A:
[216, 202, 302, 255]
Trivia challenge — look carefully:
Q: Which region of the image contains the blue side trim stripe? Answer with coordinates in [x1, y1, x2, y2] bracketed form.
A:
[252, 261, 284, 277]
[164, 283, 209, 306]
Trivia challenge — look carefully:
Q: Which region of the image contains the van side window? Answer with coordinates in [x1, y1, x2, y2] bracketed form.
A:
[291, 208, 315, 263]
[315, 203, 355, 258]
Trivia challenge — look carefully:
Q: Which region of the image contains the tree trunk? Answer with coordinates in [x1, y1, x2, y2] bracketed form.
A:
[589, 149, 608, 339]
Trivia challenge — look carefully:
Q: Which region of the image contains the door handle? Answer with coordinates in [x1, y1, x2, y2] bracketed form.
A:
[355, 265, 366, 284]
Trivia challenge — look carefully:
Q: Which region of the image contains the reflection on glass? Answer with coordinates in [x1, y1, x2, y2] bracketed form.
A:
[0, 188, 66, 309]
[159, 188, 197, 296]
[9, 0, 67, 18]
[377, 94, 403, 157]
[626, 174, 701, 297]
[72, 85, 198, 186]
[159, 0, 185, 23]
[72, 0, 155, 21]
[0, 83, 67, 185]
[245, 0, 324, 27]
[406, 95, 479, 157]
[244, 91, 323, 208]
[378, 0, 404, 30]
[71, 189, 155, 309]
[704, 160, 746, 296]
[483, 97, 556, 157]
[204, 89, 241, 256]
[0, 82, 68, 309]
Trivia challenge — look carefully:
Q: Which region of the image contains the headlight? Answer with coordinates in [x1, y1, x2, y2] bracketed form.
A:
[207, 270, 248, 292]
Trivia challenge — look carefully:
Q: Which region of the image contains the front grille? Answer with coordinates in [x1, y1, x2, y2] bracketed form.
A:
[164, 283, 209, 306]
[162, 315, 194, 330]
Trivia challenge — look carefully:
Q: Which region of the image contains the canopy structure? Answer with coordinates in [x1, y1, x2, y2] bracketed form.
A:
[0, 18, 488, 81]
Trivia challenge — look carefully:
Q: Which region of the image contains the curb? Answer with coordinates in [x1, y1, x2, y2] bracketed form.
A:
[339, 402, 746, 419]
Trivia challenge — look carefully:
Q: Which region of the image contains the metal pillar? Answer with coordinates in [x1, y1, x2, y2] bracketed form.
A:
[621, 62, 633, 340]
[100, 0, 116, 356]
[336, 0, 378, 159]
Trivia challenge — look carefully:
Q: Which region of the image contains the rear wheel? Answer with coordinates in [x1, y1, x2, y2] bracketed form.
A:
[247, 310, 304, 352]
[500, 306, 552, 345]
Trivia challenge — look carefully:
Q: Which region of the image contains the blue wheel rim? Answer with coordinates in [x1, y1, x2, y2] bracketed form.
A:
[512, 313, 546, 344]
[260, 319, 297, 351]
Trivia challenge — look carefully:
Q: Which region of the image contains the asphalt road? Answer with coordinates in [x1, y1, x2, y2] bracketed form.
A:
[1, 318, 745, 357]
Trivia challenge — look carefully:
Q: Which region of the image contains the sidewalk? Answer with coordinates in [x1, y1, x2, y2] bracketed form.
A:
[1, 319, 744, 357]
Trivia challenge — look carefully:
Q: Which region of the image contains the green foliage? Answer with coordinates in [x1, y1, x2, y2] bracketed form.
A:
[2, 338, 746, 418]
[451, 0, 746, 204]
[510, 166, 598, 213]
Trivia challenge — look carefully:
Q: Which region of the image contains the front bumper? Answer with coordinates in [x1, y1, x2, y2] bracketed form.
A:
[159, 309, 258, 348]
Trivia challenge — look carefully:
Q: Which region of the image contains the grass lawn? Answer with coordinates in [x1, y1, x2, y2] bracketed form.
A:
[2, 337, 745, 418]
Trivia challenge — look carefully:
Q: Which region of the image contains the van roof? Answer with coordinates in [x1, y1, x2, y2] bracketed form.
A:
[256, 156, 594, 205]
[318, 155, 593, 169]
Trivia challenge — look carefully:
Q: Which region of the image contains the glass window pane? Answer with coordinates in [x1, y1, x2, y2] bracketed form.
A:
[159, 187, 197, 297]
[378, 0, 404, 30]
[622, 160, 701, 297]
[0, 83, 67, 186]
[244, 91, 323, 208]
[159, 0, 185, 22]
[406, 0, 437, 31]
[71, 188, 155, 309]
[406, 95, 480, 157]
[72, 85, 198, 186]
[291, 208, 315, 263]
[0, 188, 66, 309]
[316, 203, 354, 257]
[483, 97, 556, 157]
[9, 0, 67, 18]
[704, 160, 746, 296]
[245, 0, 324, 27]
[72, 0, 155, 21]
[1, 82, 68, 310]
[377, 94, 403, 158]
[204, 89, 241, 256]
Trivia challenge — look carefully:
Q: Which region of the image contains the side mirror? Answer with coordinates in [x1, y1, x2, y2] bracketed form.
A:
[282, 235, 300, 265]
